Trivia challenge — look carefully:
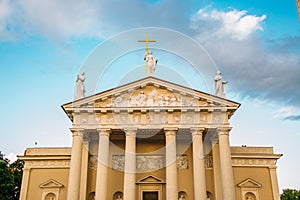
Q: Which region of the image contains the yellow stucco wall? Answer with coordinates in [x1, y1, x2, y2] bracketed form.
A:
[27, 168, 69, 200]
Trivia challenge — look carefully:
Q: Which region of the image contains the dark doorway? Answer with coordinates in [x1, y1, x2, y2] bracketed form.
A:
[143, 191, 158, 200]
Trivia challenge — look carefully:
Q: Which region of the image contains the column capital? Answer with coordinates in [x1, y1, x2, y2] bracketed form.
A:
[164, 127, 178, 136]
[69, 128, 85, 137]
[190, 127, 205, 136]
[124, 128, 137, 137]
[97, 128, 111, 137]
[217, 127, 232, 136]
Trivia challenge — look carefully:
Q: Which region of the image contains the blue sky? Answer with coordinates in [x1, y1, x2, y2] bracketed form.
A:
[0, 0, 299, 191]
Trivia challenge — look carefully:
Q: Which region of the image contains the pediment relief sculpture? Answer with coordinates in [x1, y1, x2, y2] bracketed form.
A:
[94, 86, 212, 108]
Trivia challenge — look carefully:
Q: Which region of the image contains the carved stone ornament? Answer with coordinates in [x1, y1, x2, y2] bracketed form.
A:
[112, 155, 164, 171]
[88, 155, 98, 170]
[205, 155, 213, 168]
[177, 155, 188, 170]
[112, 155, 125, 171]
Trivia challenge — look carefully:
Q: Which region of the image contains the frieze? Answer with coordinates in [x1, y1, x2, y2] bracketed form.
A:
[232, 158, 276, 167]
[27, 160, 70, 168]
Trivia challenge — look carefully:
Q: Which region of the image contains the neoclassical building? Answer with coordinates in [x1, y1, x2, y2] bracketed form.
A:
[19, 76, 282, 200]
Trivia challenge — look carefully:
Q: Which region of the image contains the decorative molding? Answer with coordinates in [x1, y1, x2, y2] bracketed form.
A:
[27, 160, 70, 168]
[232, 158, 276, 167]
[40, 179, 64, 188]
[238, 178, 262, 188]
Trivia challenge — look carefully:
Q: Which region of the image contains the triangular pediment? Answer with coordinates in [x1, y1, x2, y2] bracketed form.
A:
[137, 175, 165, 184]
[62, 77, 240, 121]
[237, 178, 262, 188]
[39, 179, 63, 188]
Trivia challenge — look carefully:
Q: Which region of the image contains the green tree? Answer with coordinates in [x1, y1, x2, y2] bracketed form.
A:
[0, 161, 14, 200]
[9, 159, 24, 200]
[281, 189, 300, 200]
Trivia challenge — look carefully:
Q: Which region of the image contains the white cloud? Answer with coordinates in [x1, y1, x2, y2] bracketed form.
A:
[19, 0, 103, 41]
[273, 106, 298, 119]
[0, 0, 13, 40]
[4, 152, 18, 163]
[193, 8, 266, 40]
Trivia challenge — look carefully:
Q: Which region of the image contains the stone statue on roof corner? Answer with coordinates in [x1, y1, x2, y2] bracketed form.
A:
[214, 70, 228, 98]
[74, 72, 86, 100]
[144, 50, 158, 77]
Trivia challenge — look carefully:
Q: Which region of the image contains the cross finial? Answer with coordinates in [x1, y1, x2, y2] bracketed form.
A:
[138, 33, 156, 75]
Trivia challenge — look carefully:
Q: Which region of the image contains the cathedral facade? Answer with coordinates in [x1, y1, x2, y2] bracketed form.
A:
[19, 77, 281, 200]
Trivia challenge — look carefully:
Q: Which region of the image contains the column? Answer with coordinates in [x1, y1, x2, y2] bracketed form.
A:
[80, 138, 89, 200]
[123, 128, 137, 200]
[165, 127, 178, 200]
[19, 167, 30, 200]
[95, 129, 111, 200]
[269, 167, 280, 200]
[191, 128, 207, 200]
[212, 140, 223, 200]
[67, 128, 84, 200]
[217, 127, 236, 200]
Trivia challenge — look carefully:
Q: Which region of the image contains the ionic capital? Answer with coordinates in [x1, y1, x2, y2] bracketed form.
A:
[190, 127, 205, 137]
[217, 127, 232, 136]
[97, 128, 111, 137]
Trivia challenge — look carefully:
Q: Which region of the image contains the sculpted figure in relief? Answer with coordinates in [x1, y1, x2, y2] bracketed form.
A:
[74, 72, 86, 100]
[144, 50, 158, 76]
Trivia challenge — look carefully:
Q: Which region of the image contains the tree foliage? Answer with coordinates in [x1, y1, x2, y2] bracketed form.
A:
[0, 159, 23, 200]
[281, 189, 300, 200]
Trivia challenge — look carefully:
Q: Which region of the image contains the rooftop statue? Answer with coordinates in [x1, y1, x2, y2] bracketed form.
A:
[214, 70, 228, 98]
[144, 50, 158, 76]
[74, 72, 86, 100]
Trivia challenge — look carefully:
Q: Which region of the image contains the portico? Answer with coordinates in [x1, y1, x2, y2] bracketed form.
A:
[62, 76, 241, 200]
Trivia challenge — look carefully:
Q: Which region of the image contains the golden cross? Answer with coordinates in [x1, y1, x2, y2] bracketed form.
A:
[138, 32, 156, 74]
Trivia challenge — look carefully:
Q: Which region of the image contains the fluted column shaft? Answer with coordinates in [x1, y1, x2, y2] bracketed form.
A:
[67, 128, 84, 200]
[95, 129, 111, 200]
[191, 128, 207, 200]
[123, 128, 137, 200]
[218, 127, 236, 200]
[165, 127, 178, 200]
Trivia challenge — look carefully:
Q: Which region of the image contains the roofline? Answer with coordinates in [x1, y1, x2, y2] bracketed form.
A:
[62, 76, 241, 108]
